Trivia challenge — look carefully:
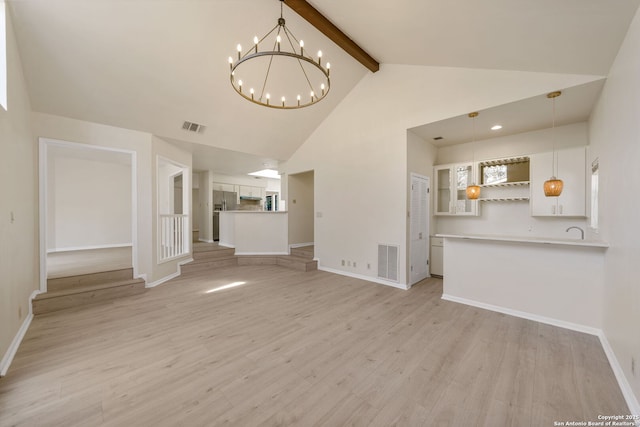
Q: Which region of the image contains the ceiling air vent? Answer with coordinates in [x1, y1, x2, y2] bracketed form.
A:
[182, 121, 206, 133]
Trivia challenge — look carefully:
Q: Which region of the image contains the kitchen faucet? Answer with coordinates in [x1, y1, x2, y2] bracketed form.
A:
[566, 226, 584, 240]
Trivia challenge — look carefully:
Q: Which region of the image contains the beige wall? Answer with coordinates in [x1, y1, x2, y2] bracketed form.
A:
[288, 171, 314, 246]
[589, 6, 640, 412]
[0, 6, 38, 374]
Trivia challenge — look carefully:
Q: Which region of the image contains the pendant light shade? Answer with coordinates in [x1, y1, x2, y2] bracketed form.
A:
[544, 91, 563, 197]
[466, 112, 480, 200]
[466, 184, 481, 199]
[543, 177, 564, 197]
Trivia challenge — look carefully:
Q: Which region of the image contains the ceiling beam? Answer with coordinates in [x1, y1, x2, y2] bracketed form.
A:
[283, 0, 379, 73]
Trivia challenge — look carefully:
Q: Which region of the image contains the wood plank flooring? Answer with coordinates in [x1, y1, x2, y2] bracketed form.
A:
[47, 247, 132, 279]
[0, 265, 629, 426]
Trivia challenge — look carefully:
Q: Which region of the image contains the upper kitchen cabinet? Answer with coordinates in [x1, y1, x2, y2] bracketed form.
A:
[434, 162, 478, 216]
[530, 146, 586, 217]
[239, 185, 264, 199]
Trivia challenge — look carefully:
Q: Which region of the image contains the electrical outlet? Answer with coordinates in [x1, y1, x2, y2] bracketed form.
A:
[632, 357, 636, 376]
[353, 261, 357, 268]
[341, 259, 345, 266]
[367, 263, 371, 270]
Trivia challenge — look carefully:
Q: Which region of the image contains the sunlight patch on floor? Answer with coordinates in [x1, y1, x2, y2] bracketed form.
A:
[205, 281, 247, 293]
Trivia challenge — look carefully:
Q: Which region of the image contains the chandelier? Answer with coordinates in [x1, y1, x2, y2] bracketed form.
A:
[228, 0, 331, 109]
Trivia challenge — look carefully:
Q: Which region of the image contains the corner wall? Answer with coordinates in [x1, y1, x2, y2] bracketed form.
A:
[0, 5, 38, 375]
[588, 6, 640, 413]
[285, 63, 603, 286]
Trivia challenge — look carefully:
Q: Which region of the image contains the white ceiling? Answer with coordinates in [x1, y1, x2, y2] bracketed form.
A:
[7, 0, 640, 174]
[410, 80, 606, 147]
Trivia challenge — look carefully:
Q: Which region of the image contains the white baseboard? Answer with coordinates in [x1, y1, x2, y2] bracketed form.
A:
[441, 293, 601, 336]
[1, 290, 40, 377]
[289, 242, 314, 249]
[235, 251, 288, 256]
[145, 258, 193, 288]
[598, 333, 640, 416]
[198, 239, 214, 243]
[47, 243, 132, 253]
[318, 266, 408, 290]
[218, 242, 234, 248]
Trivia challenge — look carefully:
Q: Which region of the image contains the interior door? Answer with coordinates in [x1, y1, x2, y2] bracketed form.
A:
[410, 173, 430, 286]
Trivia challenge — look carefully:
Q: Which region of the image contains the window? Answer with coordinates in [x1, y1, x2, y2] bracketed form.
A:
[0, 1, 7, 111]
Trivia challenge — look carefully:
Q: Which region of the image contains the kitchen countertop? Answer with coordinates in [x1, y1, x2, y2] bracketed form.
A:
[219, 210, 287, 214]
[436, 233, 609, 248]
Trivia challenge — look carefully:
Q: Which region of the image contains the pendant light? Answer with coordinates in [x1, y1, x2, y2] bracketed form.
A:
[543, 91, 564, 197]
[466, 112, 481, 200]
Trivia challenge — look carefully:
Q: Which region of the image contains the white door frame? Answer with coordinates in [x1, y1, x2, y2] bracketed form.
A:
[38, 138, 138, 292]
[409, 173, 430, 286]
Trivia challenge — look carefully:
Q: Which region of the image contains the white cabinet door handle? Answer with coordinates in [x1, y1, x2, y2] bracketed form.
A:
[552, 205, 556, 215]
[559, 205, 563, 215]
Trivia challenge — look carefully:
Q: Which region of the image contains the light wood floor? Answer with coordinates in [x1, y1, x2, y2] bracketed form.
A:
[0, 266, 628, 426]
[47, 247, 132, 279]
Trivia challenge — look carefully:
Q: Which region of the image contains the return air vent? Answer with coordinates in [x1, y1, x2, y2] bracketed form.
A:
[378, 244, 399, 281]
[182, 121, 206, 133]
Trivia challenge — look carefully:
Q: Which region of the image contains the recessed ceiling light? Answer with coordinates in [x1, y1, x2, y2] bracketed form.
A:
[491, 125, 503, 131]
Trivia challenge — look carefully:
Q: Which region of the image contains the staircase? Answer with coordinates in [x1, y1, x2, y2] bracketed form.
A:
[238, 245, 317, 272]
[33, 268, 146, 315]
[180, 244, 238, 274]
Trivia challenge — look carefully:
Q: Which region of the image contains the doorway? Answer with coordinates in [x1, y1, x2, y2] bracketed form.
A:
[39, 138, 137, 292]
[409, 173, 430, 286]
[288, 171, 314, 249]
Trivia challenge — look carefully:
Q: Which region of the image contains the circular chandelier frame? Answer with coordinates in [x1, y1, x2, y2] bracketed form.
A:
[229, 1, 331, 110]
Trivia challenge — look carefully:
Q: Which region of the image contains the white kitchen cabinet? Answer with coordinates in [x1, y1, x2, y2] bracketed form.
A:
[434, 163, 478, 216]
[212, 182, 235, 192]
[430, 236, 443, 277]
[530, 146, 586, 217]
[239, 185, 264, 198]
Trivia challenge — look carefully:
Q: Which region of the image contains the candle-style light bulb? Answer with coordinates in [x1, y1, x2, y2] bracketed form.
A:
[276, 35, 281, 52]
[254, 36, 259, 52]
[237, 44, 242, 60]
[326, 62, 331, 76]
[250, 88, 254, 100]
[266, 93, 270, 105]
[238, 80, 243, 93]
[321, 83, 325, 96]
[317, 50, 322, 65]
[297, 94, 301, 106]
[310, 91, 315, 101]
[300, 40, 304, 55]
[281, 96, 286, 107]
[228, 56, 233, 70]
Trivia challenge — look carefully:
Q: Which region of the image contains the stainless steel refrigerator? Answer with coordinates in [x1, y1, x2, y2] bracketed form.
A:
[212, 191, 237, 241]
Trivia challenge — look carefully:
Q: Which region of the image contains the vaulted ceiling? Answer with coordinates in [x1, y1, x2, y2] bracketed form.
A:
[7, 0, 640, 172]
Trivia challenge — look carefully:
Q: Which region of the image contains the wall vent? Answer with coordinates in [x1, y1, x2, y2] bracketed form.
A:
[182, 121, 206, 133]
[378, 244, 399, 281]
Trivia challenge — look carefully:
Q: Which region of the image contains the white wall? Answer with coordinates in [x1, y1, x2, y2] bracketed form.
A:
[285, 63, 602, 286]
[0, 5, 38, 375]
[32, 113, 153, 282]
[47, 149, 131, 251]
[436, 122, 589, 239]
[589, 6, 640, 411]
